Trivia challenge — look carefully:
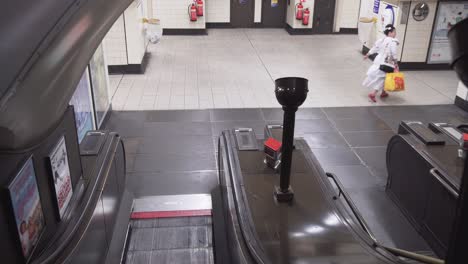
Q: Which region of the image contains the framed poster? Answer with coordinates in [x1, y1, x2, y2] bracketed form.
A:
[6, 157, 45, 261]
[48, 136, 73, 219]
[428, 2, 468, 64]
[70, 68, 96, 143]
[89, 44, 111, 129]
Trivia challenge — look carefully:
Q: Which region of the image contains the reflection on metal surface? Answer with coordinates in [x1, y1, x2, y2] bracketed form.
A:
[102, 197, 118, 216]
[291, 232, 306, 238]
[324, 214, 340, 226]
[305, 225, 325, 234]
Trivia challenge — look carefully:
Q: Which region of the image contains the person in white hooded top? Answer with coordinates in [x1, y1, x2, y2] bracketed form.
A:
[363, 24, 399, 102]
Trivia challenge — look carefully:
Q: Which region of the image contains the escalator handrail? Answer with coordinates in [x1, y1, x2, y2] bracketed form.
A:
[326, 172, 378, 244]
[222, 131, 271, 264]
[32, 133, 120, 264]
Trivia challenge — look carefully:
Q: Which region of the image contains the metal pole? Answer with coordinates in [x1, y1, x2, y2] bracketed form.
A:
[279, 108, 296, 192]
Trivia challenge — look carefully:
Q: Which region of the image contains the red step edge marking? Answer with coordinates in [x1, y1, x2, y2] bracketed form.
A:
[131, 209, 212, 219]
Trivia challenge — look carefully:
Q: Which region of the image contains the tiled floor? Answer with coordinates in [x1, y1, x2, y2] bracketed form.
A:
[105, 104, 468, 257]
[109, 29, 458, 110]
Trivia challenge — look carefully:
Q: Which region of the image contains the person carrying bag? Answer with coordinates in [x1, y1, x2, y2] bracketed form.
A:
[363, 24, 400, 102]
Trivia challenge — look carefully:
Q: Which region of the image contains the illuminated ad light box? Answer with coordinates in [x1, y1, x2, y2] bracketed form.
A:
[48, 136, 73, 219]
[70, 68, 96, 144]
[4, 157, 45, 262]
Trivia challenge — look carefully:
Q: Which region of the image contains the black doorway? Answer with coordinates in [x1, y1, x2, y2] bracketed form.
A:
[261, 0, 287, 27]
[313, 0, 336, 34]
[231, 0, 255, 27]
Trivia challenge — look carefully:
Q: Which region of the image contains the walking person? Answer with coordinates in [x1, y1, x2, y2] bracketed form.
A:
[363, 24, 399, 102]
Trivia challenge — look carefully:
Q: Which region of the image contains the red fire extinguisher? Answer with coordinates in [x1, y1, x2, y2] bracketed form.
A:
[302, 8, 310, 25]
[189, 3, 197, 21]
[196, 0, 204, 16]
[295, 2, 303, 20]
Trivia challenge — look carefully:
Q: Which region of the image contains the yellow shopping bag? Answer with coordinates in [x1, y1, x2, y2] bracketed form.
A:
[384, 72, 405, 92]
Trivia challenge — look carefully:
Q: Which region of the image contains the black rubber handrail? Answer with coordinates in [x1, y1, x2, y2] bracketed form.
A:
[326, 172, 378, 244]
[222, 131, 271, 264]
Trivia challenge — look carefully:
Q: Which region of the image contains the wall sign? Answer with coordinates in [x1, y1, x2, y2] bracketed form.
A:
[48, 136, 73, 219]
[271, 0, 278, 7]
[378, 2, 398, 34]
[428, 2, 468, 64]
[70, 68, 96, 143]
[5, 157, 45, 261]
[374, 0, 381, 14]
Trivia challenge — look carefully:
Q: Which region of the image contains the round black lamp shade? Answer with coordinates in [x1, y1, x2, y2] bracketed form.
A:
[275, 77, 309, 109]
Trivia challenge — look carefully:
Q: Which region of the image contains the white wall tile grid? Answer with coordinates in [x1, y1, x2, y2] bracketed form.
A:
[153, 0, 206, 29]
[334, 0, 360, 31]
[286, 0, 314, 29]
[111, 29, 457, 111]
[401, 0, 437, 62]
[206, 0, 230, 23]
[104, 15, 128, 66]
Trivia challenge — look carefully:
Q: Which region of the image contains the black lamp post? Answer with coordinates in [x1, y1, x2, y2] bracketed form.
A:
[274, 77, 308, 203]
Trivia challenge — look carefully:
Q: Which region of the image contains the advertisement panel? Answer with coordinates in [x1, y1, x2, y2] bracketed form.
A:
[70, 68, 96, 143]
[428, 2, 468, 64]
[7, 158, 45, 260]
[89, 44, 111, 128]
[48, 136, 73, 219]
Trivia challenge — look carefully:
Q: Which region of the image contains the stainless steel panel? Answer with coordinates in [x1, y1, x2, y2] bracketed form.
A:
[0, 0, 132, 149]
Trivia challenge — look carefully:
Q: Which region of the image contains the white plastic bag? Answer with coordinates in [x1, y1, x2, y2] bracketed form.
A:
[144, 18, 162, 44]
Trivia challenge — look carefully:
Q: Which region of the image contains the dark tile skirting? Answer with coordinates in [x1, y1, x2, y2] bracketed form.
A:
[337, 28, 358, 34]
[285, 24, 314, 35]
[206, 23, 233, 28]
[162, 28, 207, 35]
[108, 53, 150, 74]
[455, 95, 468, 113]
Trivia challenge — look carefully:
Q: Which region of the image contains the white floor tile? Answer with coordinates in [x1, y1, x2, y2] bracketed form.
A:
[111, 29, 457, 110]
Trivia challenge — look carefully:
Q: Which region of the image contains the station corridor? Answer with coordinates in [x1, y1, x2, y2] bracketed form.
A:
[109, 29, 458, 110]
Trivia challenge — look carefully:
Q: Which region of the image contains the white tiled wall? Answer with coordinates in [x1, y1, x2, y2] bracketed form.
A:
[126, 0, 149, 64]
[255, 0, 262, 23]
[206, 0, 230, 22]
[334, 0, 360, 31]
[401, 0, 437, 62]
[103, 15, 128, 66]
[286, 0, 314, 28]
[153, 0, 206, 29]
[457, 82, 468, 100]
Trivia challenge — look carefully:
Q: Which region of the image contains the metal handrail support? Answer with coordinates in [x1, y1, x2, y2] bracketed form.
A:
[326, 172, 445, 264]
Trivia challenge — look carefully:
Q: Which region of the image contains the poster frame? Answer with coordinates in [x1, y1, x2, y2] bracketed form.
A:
[427, 1, 468, 64]
[3, 156, 45, 262]
[70, 67, 96, 144]
[47, 135, 74, 220]
[88, 43, 112, 129]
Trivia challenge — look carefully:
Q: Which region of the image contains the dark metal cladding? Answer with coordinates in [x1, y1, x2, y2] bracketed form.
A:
[219, 131, 399, 263]
[448, 18, 468, 88]
[0, 0, 132, 150]
[446, 17, 468, 264]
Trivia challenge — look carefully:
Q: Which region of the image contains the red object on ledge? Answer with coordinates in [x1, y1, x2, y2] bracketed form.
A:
[265, 137, 282, 151]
